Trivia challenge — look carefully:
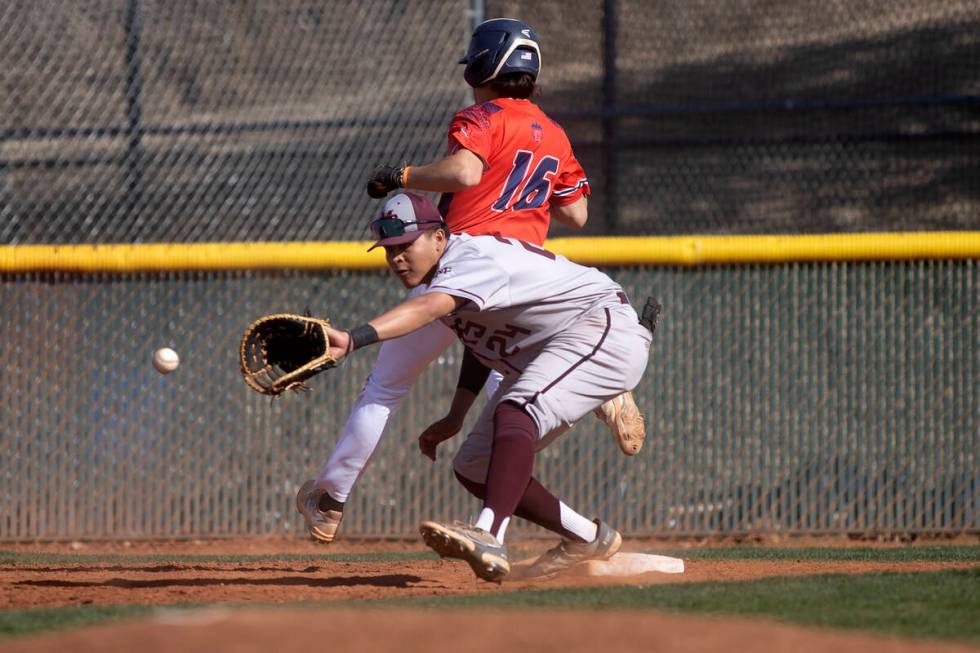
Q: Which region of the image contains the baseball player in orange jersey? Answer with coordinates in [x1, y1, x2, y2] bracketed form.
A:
[295, 18, 644, 550]
[315, 192, 652, 581]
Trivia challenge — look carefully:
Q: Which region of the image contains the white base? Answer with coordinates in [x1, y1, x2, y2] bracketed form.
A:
[573, 552, 685, 577]
[511, 552, 684, 580]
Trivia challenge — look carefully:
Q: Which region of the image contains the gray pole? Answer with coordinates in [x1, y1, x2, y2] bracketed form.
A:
[123, 0, 145, 223]
[602, 0, 619, 233]
[468, 0, 485, 30]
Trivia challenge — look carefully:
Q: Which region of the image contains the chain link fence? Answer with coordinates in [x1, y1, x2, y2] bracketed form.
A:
[1, 264, 977, 540]
[1, 1, 978, 539]
[0, 0, 472, 243]
[518, 0, 980, 236]
[2, 0, 978, 242]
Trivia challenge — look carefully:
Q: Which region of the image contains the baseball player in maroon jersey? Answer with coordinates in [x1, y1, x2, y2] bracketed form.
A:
[295, 18, 644, 550]
[319, 192, 652, 581]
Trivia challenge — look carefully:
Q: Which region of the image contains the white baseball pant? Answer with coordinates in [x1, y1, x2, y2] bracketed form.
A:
[453, 304, 651, 483]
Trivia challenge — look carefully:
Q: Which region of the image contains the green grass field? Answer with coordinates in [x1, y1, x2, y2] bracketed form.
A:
[0, 545, 977, 642]
[2, 543, 976, 566]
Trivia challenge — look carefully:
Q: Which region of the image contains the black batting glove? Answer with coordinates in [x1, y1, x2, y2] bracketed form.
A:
[366, 165, 405, 198]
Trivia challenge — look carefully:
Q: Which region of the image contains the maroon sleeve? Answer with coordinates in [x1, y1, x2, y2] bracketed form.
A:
[456, 346, 492, 395]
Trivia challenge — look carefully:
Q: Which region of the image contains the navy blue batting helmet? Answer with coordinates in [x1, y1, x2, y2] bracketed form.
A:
[458, 18, 541, 88]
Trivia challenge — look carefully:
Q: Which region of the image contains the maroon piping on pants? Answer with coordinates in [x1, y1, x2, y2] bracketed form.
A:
[524, 307, 612, 407]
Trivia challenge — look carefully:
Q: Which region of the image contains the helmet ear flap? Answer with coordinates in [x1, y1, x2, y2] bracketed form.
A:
[461, 49, 493, 88]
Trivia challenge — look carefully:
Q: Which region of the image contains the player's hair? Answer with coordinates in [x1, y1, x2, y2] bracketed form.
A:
[423, 222, 451, 240]
[487, 72, 537, 99]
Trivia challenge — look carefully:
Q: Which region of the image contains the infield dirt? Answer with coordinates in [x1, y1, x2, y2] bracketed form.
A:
[0, 537, 976, 653]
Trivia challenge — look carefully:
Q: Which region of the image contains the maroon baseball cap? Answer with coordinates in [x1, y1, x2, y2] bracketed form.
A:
[367, 192, 445, 251]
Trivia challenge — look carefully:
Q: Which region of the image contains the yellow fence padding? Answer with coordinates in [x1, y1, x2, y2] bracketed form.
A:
[1, 232, 979, 272]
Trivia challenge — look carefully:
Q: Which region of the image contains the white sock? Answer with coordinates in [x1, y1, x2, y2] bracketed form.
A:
[475, 507, 494, 533]
[496, 517, 510, 543]
[560, 502, 597, 542]
[474, 508, 508, 543]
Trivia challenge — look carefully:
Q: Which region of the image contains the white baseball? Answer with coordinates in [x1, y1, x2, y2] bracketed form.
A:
[153, 347, 180, 374]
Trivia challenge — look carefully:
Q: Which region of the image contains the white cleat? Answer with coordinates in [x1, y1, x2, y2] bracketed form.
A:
[295, 480, 343, 543]
[595, 390, 645, 455]
[419, 520, 510, 583]
[520, 520, 622, 578]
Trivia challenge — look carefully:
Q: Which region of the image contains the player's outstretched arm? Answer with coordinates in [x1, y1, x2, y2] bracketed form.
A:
[367, 149, 484, 197]
[324, 292, 463, 361]
[403, 148, 484, 192]
[550, 195, 588, 229]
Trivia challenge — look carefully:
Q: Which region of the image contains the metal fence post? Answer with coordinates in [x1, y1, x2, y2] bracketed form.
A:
[602, 0, 619, 233]
[468, 0, 485, 30]
[123, 0, 145, 225]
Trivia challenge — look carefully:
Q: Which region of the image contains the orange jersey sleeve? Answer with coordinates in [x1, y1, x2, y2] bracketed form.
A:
[438, 98, 590, 247]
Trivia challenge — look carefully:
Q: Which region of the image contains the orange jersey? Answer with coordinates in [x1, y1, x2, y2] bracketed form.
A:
[437, 98, 589, 246]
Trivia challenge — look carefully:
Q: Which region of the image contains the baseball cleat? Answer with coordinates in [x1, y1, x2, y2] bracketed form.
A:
[520, 519, 622, 578]
[419, 520, 510, 582]
[595, 390, 645, 455]
[295, 479, 343, 543]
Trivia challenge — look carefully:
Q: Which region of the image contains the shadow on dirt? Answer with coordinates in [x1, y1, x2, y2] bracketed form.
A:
[15, 574, 423, 589]
[0, 565, 323, 574]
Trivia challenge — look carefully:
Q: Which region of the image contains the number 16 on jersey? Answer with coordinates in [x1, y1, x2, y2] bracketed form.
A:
[492, 150, 559, 212]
